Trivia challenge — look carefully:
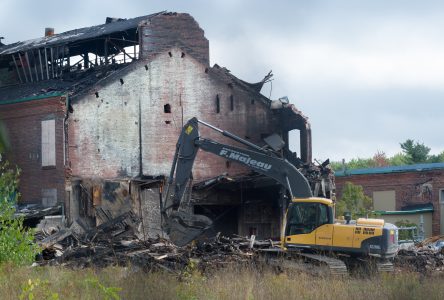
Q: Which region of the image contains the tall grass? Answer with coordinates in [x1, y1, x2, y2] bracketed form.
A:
[1, 263, 443, 300]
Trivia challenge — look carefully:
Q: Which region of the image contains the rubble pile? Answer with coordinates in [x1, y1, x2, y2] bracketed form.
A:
[395, 235, 444, 274]
[35, 212, 272, 272]
[36, 211, 444, 275]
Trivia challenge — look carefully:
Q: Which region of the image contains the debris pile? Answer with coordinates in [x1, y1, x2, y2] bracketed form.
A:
[36, 211, 444, 275]
[395, 235, 444, 274]
[35, 212, 272, 272]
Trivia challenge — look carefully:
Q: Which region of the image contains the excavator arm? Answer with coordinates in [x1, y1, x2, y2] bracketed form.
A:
[162, 117, 313, 246]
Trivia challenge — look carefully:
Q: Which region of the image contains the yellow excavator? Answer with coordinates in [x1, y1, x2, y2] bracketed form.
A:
[161, 118, 398, 274]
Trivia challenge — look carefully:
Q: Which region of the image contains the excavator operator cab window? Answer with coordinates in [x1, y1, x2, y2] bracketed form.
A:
[286, 202, 332, 235]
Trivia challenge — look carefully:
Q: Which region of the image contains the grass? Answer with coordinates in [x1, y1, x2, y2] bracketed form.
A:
[1, 263, 443, 300]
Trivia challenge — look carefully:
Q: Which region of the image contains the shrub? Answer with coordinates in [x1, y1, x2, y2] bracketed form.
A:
[0, 161, 40, 266]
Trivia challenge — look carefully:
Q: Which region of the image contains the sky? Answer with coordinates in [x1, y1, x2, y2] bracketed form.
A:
[1, 0, 443, 161]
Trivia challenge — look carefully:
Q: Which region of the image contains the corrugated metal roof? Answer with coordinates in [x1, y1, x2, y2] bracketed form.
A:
[374, 207, 434, 215]
[0, 12, 164, 55]
[335, 162, 444, 177]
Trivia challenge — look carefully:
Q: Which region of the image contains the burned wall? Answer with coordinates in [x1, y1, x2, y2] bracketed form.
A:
[0, 96, 66, 205]
[68, 47, 280, 182]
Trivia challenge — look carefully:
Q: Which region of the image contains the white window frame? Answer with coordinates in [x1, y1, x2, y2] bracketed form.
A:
[41, 119, 56, 167]
[439, 189, 444, 204]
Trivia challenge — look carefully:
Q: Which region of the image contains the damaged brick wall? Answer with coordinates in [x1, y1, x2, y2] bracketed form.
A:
[0, 96, 66, 205]
[68, 47, 280, 181]
[335, 170, 444, 235]
[139, 13, 209, 66]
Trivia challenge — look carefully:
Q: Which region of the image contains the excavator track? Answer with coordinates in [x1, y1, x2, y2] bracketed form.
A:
[259, 249, 348, 276]
[349, 257, 395, 275]
[298, 253, 348, 276]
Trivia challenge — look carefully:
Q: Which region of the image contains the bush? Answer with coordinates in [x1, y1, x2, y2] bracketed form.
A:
[0, 161, 40, 266]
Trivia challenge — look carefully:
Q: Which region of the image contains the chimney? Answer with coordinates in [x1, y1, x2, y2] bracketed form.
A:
[45, 28, 54, 37]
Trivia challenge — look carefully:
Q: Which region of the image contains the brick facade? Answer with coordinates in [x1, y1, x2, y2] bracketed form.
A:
[336, 169, 444, 235]
[0, 96, 67, 205]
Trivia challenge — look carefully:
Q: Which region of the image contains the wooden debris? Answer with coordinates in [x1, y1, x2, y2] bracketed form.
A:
[35, 212, 270, 272]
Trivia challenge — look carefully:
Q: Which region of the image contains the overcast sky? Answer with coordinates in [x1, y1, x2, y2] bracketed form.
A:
[1, 0, 443, 161]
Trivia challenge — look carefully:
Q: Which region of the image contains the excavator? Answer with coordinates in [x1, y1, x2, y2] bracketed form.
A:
[161, 117, 399, 274]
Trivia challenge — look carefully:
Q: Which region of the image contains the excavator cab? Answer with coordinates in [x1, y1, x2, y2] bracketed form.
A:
[285, 200, 333, 235]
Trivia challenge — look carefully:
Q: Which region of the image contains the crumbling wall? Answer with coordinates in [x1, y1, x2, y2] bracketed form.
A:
[139, 13, 209, 66]
[68, 47, 280, 181]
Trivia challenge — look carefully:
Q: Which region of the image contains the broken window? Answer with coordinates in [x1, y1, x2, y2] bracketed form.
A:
[216, 95, 220, 113]
[41, 119, 56, 167]
[164, 104, 171, 113]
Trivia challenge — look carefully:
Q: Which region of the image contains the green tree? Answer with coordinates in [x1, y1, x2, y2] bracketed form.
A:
[0, 161, 40, 265]
[336, 182, 372, 219]
[388, 152, 408, 166]
[427, 151, 444, 163]
[400, 139, 430, 164]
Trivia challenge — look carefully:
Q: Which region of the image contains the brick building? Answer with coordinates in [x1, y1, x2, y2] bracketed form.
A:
[0, 12, 331, 239]
[335, 163, 444, 237]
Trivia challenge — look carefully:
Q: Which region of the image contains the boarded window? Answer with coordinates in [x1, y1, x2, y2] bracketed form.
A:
[42, 188, 57, 207]
[373, 190, 396, 211]
[41, 119, 56, 167]
[230, 95, 234, 111]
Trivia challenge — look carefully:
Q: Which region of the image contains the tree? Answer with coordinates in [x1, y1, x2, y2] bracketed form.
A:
[336, 182, 372, 219]
[400, 139, 430, 164]
[388, 152, 408, 166]
[372, 150, 389, 167]
[428, 151, 444, 163]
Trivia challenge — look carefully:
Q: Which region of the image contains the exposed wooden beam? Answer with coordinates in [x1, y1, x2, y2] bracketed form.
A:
[38, 49, 44, 80]
[18, 53, 28, 83]
[44, 48, 49, 80]
[25, 51, 33, 82]
[11, 54, 23, 83]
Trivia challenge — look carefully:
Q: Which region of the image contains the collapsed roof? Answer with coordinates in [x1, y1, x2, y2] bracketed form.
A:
[0, 12, 163, 58]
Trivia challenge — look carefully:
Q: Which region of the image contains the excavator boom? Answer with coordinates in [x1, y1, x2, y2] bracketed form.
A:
[162, 117, 312, 246]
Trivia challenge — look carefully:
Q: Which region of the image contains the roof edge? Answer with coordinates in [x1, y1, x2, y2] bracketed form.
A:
[335, 162, 444, 177]
[0, 91, 65, 105]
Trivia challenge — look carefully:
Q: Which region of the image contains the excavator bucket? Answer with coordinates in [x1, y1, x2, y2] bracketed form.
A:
[164, 211, 213, 247]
